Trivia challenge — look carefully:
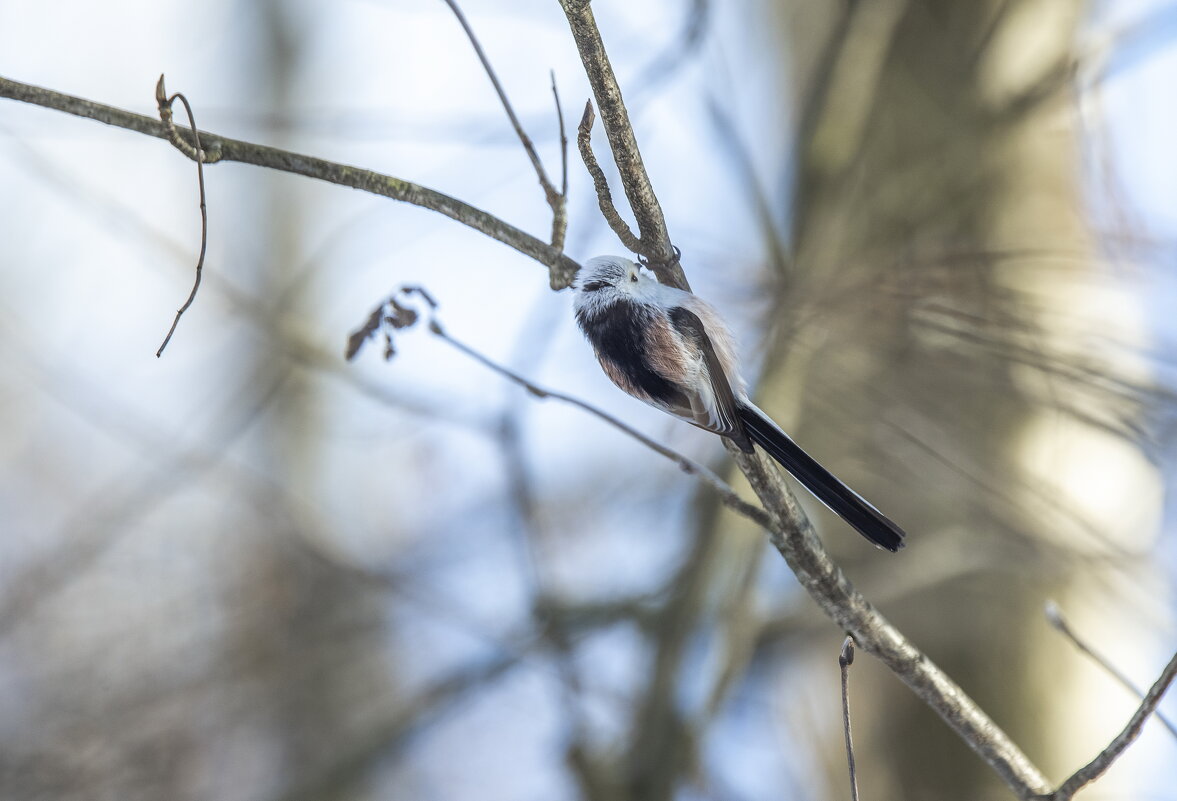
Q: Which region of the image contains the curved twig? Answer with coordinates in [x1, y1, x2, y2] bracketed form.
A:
[435, 319, 770, 526]
[154, 76, 209, 356]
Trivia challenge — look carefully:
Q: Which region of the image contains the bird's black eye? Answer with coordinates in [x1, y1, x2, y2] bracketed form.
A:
[630, 273, 637, 282]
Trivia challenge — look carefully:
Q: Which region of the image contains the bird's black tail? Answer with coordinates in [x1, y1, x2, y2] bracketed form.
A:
[737, 403, 906, 552]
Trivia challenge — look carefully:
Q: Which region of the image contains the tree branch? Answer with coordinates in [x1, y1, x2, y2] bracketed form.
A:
[1051, 650, 1177, 800]
[558, 0, 688, 288]
[434, 320, 771, 526]
[731, 444, 1054, 798]
[0, 74, 580, 289]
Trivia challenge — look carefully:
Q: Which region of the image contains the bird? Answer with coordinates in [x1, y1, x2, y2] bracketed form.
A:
[572, 255, 906, 552]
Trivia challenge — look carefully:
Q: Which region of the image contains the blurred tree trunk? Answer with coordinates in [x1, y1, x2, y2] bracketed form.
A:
[227, 4, 396, 798]
[748, 1, 1159, 799]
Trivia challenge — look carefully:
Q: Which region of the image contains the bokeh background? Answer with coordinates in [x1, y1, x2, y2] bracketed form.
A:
[1, 1, 1175, 799]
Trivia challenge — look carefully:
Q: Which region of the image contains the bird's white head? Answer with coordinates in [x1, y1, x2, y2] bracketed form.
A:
[572, 255, 663, 316]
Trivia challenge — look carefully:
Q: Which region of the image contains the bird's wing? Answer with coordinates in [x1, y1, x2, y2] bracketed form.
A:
[657, 306, 746, 442]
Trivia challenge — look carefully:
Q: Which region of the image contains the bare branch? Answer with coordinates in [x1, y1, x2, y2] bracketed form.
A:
[577, 101, 642, 254]
[1051, 650, 1177, 800]
[1045, 601, 1177, 739]
[0, 74, 580, 289]
[553, 71, 569, 202]
[730, 444, 1054, 799]
[154, 76, 209, 356]
[440, 0, 568, 250]
[550, 70, 570, 251]
[558, 0, 690, 288]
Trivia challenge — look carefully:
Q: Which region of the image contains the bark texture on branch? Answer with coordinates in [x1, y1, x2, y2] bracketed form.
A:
[0, 75, 579, 289]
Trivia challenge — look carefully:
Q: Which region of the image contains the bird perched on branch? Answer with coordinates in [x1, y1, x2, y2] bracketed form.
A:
[572, 255, 906, 552]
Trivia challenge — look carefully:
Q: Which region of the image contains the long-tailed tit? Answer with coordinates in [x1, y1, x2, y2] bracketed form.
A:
[572, 255, 906, 552]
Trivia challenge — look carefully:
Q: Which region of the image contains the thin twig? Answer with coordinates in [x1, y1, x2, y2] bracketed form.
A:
[1051, 650, 1177, 800]
[840, 636, 860, 801]
[550, 70, 569, 251]
[155, 76, 208, 357]
[1045, 601, 1177, 738]
[345, 287, 770, 529]
[577, 101, 641, 254]
[429, 319, 771, 529]
[553, 71, 569, 201]
[0, 74, 580, 289]
[440, 0, 568, 250]
[440, 0, 557, 201]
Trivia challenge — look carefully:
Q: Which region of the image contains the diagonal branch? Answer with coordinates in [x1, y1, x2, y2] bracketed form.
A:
[1051, 650, 1177, 800]
[0, 74, 580, 289]
[730, 444, 1054, 798]
[1046, 601, 1177, 738]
